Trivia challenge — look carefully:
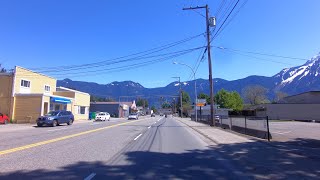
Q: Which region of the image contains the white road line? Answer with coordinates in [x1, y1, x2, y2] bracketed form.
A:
[47, 128, 67, 132]
[153, 122, 157, 124]
[272, 131, 292, 135]
[84, 173, 96, 180]
[134, 133, 143, 141]
[148, 126, 151, 129]
[90, 123, 102, 126]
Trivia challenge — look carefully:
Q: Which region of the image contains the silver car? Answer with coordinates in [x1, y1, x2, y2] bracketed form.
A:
[128, 113, 139, 120]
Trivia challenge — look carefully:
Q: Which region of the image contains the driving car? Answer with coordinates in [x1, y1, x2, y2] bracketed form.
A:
[128, 113, 139, 120]
[151, 113, 155, 117]
[95, 112, 110, 121]
[0, 113, 9, 124]
[37, 110, 74, 127]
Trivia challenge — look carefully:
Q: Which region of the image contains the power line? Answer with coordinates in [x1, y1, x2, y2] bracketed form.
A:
[213, 0, 248, 39]
[34, 46, 206, 74]
[218, 48, 295, 65]
[214, 46, 310, 61]
[211, 0, 240, 40]
[18, 46, 205, 78]
[29, 33, 205, 71]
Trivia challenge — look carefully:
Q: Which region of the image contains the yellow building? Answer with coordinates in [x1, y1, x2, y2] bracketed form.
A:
[0, 66, 90, 123]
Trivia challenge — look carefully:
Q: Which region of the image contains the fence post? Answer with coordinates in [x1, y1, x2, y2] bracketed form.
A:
[244, 116, 247, 135]
[266, 116, 270, 142]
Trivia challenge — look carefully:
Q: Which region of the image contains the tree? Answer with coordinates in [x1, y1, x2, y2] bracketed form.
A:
[242, 85, 269, 105]
[273, 91, 288, 103]
[0, 64, 6, 73]
[151, 105, 157, 113]
[136, 98, 149, 107]
[161, 102, 171, 109]
[198, 93, 210, 104]
[214, 89, 243, 111]
[175, 91, 191, 117]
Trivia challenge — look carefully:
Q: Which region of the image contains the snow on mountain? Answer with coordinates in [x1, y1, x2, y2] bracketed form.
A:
[273, 52, 320, 94]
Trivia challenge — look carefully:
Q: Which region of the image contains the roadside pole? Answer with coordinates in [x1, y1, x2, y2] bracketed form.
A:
[183, 4, 215, 126]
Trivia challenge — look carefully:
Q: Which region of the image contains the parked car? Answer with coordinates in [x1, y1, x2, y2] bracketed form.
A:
[95, 112, 110, 121]
[0, 113, 9, 124]
[160, 113, 164, 116]
[151, 113, 155, 117]
[37, 110, 74, 127]
[128, 113, 139, 120]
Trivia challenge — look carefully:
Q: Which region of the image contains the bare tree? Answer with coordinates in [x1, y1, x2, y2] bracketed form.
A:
[273, 91, 288, 102]
[0, 64, 6, 73]
[242, 85, 269, 105]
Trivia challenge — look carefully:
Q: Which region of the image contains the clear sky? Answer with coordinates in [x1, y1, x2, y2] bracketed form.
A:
[1, 0, 320, 88]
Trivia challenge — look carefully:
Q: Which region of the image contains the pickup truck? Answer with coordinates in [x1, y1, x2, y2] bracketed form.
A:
[0, 113, 9, 124]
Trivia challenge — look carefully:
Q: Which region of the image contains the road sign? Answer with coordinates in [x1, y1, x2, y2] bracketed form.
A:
[196, 99, 206, 107]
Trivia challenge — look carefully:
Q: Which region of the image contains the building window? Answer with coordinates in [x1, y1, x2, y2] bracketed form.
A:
[44, 85, 50, 92]
[63, 105, 67, 111]
[50, 103, 54, 111]
[20, 80, 30, 88]
[79, 106, 86, 114]
[55, 104, 60, 111]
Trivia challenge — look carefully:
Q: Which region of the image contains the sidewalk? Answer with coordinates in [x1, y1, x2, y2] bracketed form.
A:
[176, 117, 254, 144]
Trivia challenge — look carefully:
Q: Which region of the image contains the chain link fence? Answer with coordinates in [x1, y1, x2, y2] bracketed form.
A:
[191, 115, 271, 140]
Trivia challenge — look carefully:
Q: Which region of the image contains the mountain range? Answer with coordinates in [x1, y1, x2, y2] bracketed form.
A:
[57, 52, 320, 105]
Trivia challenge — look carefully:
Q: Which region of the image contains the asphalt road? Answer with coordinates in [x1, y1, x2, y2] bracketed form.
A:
[0, 116, 249, 180]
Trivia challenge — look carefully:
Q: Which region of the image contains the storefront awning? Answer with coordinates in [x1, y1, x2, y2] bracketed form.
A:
[50, 97, 71, 104]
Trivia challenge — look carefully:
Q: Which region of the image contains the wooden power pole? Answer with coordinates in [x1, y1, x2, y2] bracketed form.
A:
[183, 5, 215, 126]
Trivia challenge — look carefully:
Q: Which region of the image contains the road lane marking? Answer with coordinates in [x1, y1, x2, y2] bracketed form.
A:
[134, 133, 143, 141]
[47, 128, 68, 132]
[90, 123, 103, 126]
[272, 131, 291, 135]
[0, 119, 144, 156]
[148, 126, 151, 129]
[153, 122, 157, 124]
[84, 173, 96, 180]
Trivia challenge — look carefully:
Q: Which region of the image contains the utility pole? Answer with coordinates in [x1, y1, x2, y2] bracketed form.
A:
[172, 77, 183, 117]
[183, 4, 215, 126]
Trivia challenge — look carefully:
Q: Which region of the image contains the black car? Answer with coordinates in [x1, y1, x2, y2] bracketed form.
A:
[37, 110, 74, 127]
[151, 113, 155, 117]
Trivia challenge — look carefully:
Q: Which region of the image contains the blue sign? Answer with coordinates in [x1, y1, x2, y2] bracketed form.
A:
[50, 97, 71, 104]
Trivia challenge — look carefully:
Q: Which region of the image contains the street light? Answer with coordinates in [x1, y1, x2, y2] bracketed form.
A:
[173, 61, 198, 122]
[172, 76, 183, 118]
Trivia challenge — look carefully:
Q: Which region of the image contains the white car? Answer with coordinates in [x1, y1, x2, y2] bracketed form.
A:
[128, 113, 139, 120]
[95, 112, 110, 121]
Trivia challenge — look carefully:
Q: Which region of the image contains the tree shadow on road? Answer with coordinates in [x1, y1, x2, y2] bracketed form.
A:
[1, 138, 319, 180]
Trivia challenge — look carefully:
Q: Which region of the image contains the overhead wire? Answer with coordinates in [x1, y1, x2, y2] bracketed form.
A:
[213, 0, 248, 39]
[29, 32, 205, 71]
[18, 46, 205, 78]
[214, 46, 310, 61]
[211, 0, 240, 41]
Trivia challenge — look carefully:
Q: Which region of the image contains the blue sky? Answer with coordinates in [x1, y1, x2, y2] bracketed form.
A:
[0, 0, 320, 88]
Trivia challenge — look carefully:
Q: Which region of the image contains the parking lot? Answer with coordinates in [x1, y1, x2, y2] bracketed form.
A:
[270, 121, 320, 148]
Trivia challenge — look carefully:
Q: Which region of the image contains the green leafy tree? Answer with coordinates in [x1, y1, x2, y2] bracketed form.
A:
[162, 102, 171, 109]
[175, 91, 191, 117]
[136, 98, 149, 107]
[198, 93, 210, 104]
[214, 89, 243, 111]
[151, 105, 157, 113]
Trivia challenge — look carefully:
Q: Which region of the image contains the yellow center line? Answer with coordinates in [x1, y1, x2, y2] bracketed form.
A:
[0, 119, 144, 156]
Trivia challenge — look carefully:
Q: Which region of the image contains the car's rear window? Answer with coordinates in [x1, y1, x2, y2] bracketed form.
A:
[46, 111, 59, 116]
[98, 113, 106, 115]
